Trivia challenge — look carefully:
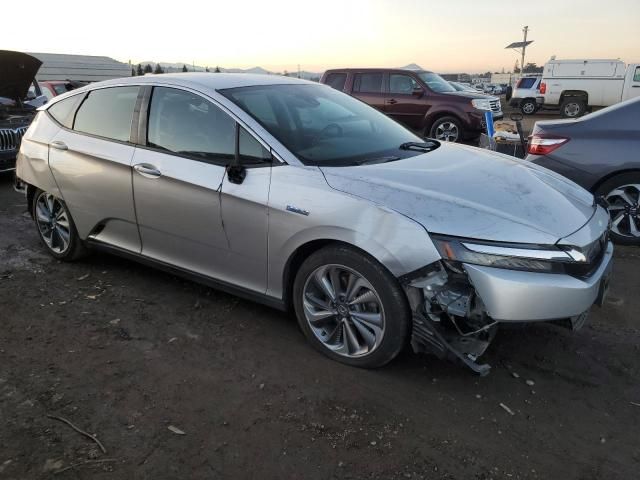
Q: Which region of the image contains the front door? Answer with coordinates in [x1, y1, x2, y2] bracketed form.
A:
[384, 73, 428, 131]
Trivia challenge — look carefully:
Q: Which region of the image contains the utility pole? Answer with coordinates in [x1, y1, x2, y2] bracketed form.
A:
[521, 26, 529, 73]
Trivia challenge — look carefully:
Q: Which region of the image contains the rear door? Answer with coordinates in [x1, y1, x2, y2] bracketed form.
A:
[48, 86, 142, 252]
[384, 72, 427, 130]
[349, 72, 387, 112]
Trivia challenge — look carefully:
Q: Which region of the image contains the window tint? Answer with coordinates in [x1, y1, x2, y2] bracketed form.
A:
[53, 84, 69, 95]
[634, 67, 640, 82]
[389, 74, 419, 94]
[325, 73, 347, 91]
[353, 73, 383, 94]
[416, 72, 456, 93]
[147, 87, 235, 163]
[239, 127, 271, 164]
[48, 94, 85, 129]
[74, 87, 139, 141]
[517, 77, 537, 89]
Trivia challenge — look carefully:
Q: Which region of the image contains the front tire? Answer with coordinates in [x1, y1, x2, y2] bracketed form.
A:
[595, 173, 640, 245]
[33, 189, 87, 260]
[292, 244, 410, 368]
[428, 116, 462, 143]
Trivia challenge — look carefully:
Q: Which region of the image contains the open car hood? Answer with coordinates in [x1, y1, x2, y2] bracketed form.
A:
[320, 143, 597, 245]
[0, 50, 42, 100]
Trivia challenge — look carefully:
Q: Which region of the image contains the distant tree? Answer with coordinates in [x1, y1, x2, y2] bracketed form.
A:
[131, 67, 135, 77]
[182, 64, 188, 72]
[214, 66, 221, 73]
[154, 64, 164, 74]
[137, 64, 144, 76]
[523, 62, 543, 74]
[205, 66, 210, 72]
[144, 64, 153, 74]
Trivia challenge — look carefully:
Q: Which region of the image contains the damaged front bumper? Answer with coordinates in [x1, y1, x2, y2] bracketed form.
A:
[402, 241, 614, 375]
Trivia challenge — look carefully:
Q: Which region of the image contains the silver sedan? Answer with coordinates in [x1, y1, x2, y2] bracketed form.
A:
[15, 73, 613, 374]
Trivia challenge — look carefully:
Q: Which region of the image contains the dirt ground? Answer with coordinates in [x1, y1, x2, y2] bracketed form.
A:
[1, 145, 639, 479]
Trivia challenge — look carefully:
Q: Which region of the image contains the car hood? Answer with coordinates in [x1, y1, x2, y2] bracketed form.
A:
[443, 91, 493, 100]
[0, 50, 42, 101]
[319, 144, 596, 245]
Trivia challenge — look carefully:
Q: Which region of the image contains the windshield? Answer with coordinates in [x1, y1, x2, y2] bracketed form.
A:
[221, 84, 429, 166]
[417, 72, 456, 93]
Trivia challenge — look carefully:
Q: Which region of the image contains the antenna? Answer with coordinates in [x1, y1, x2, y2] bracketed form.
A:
[505, 26, 533, 74]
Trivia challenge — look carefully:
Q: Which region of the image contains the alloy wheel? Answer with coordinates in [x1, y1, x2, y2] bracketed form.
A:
[434, 122, 459, 142]
[35, 193, 72, 254]
[605, 184, 640, 238]
[521, 101, 536, 114]
[302, 264, 385, 358]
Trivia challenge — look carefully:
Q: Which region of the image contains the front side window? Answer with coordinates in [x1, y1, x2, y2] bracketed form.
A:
[353, 73, 383, 94]
[239, 126, 271, 164]
[221, 84, 427, 166]
[416, 72, 456, 93]
[48, 94, 85, 129]
[147, 87, 235, 163]
[74, 86, 139, 141]
[389, 74, 420, 95]
[634, 67, 640, 82]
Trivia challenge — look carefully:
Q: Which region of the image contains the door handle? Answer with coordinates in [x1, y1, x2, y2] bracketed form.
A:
[50, 141, 68, 151]
[387, 98, 397, 105]
[133, 163, 162, 178]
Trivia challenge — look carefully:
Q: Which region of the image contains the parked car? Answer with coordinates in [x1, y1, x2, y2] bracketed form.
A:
[0, 50, 41, 172]
[321, 68, 501, 142]
[527, 96, 640, 245]
[538, 58, 640, 118]
[16, 74, 613, 375]
[39, 81, 79, 101]
[509, 75, 541, 115]
[450, 81, 503, 118]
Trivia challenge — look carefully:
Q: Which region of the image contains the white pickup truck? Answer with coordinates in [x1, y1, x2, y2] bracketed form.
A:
[537, 58, 640, 117]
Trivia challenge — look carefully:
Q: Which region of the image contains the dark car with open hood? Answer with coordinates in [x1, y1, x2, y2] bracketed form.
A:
[0, 50, 42, 173]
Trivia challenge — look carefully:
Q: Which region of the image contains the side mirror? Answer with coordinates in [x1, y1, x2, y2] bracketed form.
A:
[227, 165, 246, 184]
[412, 87, 424, 98]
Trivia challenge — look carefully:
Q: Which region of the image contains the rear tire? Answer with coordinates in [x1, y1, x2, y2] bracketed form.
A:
[520, 99, 537, 115]
[560, 98, 586, 118]
[32, 189, 88, 261]
[292, 244, 410, 368]
[595, 173, 640, 245]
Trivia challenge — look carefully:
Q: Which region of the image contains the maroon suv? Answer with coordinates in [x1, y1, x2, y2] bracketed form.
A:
[320, 68, 501, 142]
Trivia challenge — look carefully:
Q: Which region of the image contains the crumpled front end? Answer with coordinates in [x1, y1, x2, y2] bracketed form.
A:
[401, 208, 614, 375]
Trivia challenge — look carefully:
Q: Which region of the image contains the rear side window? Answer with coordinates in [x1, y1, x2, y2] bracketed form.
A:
[324, 73, 347, 91]
[353, 73, 383, 94]
[516, 77, 537, 89]
[634, 67, 640, 82]
[48, 94, 84, 129]
[74, 87, 139, 141]
[147, 87, 235, 163]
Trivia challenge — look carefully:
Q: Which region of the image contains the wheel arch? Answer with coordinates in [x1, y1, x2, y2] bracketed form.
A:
[591, 168, 640, 194]
[423, 110, 466, 137]
[560, 90, 589, 104]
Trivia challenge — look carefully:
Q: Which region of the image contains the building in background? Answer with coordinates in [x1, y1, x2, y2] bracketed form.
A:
[28, 53, 131, 82]
[491, 72, 515, 85]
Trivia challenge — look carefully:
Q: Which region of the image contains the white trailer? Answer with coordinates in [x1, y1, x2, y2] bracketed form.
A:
[538, 58, 640, 117]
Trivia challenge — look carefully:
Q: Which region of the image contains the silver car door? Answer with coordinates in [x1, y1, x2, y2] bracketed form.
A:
[218, 126, 272, 293]
[131, 86, 232, 280]
[48, 86, 141, 253]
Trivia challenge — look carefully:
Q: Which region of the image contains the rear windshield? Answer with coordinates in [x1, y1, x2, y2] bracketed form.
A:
[220, 84, 425, 166]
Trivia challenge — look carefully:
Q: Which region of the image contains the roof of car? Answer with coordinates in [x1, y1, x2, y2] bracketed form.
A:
[83, 72, 315, 92]
[324, 68, 432, 74]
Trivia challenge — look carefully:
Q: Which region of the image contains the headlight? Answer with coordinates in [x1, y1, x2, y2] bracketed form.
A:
[471, 99, 491, 111]
[432, 235, 579, 273]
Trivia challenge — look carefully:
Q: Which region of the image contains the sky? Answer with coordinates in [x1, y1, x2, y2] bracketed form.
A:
[3, 0, 639, 73]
